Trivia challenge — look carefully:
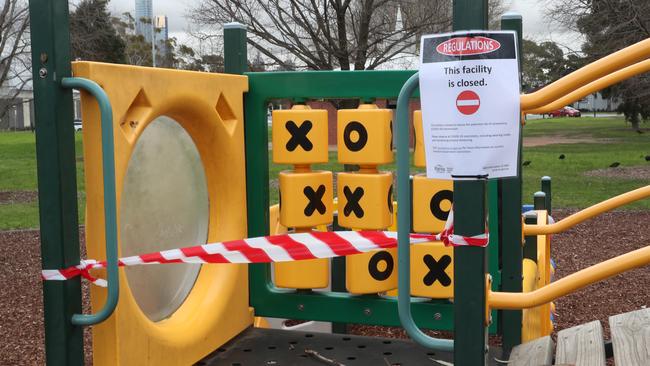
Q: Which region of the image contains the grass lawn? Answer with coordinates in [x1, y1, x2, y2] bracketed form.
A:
[1, 116, 648, 230]
[521, 117, 650, 209]
[0, 131, 85, 230]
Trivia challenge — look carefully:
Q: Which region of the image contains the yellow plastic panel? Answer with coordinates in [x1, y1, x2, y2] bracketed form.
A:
[337, 172, 393, 229]
[410, 241, 454, 298]
[73, 62, 252, 366]
[337, 105, 393, 165]
[346, 249, 398, 294]
[273, 106, 329, 165]
[521, 258, 542, 342]
[275, 257, 329, 289]
[272, 203, 328, 290]
[412, 174, 453, 234]
[413, 110, 425, 168]
[279, 170, 333, 228]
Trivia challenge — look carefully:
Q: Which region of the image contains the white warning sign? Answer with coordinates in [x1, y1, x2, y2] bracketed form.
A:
[419, 31, 520, 180]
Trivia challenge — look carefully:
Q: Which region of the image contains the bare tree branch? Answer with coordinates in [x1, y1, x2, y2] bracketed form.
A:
[188, 0, 502, 70]
[0, 0, 30, 126]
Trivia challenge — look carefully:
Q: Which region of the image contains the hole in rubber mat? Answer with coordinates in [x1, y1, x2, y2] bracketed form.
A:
[120, 116, 208, 322]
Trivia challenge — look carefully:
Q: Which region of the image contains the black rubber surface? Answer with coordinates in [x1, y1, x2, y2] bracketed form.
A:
[197, 327, 502, 366]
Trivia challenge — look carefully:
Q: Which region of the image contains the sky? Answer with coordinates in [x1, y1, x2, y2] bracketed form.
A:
[105, 0, 584, 52]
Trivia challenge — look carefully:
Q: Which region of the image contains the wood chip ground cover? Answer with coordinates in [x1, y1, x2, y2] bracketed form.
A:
[1, 210, 648, 364]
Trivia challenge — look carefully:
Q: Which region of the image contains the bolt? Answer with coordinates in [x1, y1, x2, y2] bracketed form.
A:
[434, 312, 442, 320]
[297, 304, 304, 311]
[40, 52, 48, 63]
[363, 308, 372, 316]
[38, 68, 47, 79]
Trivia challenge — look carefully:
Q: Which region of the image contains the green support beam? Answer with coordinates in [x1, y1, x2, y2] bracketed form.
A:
[224, 23, 248, 75]
[28, 0, 84, 364]
[452, 0, 489, 364]
[498, 11, 524, 357]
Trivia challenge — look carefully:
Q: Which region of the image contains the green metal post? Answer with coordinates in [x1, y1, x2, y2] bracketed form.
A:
[498, 11, 524, 357]
[534, 191, 546, 211]
[541, 176, 552, 215]
[524, 192, 545, 264]
[523, 211, 538, 261]
[28, 0, 84, 364]
[331, 215, 348, 334]
[224, 23, 248, 75]
[452, 0, 489, 364]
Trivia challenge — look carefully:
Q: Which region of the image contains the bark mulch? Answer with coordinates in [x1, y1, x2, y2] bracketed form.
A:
[0, 191, 38, 205]
[1, 210, 648, 365]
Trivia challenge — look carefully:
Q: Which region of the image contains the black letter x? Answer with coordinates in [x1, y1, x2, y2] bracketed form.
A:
[343, 186, 364, 218]
[304, 185, 326, 216]
[423, 254, 452, 287]
[285, 120, 313, 151]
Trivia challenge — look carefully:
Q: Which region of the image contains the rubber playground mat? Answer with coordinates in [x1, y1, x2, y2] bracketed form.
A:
[197, 327, 503, 366]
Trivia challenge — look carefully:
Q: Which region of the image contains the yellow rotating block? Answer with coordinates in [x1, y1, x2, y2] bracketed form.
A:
[337, 172, 393, 229]
[410, 241, 454, 298]
[279, 170, 333, 228]
[413, 110, 425, 168]
[275, 257, 329, 289]
[337, 105, 393, 165]
[346, 249, 398, 294]
[73, 62, 252, 365]
[273, 106, 329, 165]
[412, 174, 453, 234]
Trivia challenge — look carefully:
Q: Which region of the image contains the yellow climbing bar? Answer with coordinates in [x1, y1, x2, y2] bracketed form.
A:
[488, 245, 650, 310]
[524, 185, 650, 235]
[527, 59, 650, 114]
[520, 38, 650, 111]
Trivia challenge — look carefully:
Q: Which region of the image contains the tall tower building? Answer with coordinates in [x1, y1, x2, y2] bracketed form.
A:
[135, 0, 153, 42]
[154, 15, 169, 58]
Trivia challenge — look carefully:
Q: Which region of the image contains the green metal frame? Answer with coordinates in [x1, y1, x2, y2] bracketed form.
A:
[498, 12, 524, 356]
[242, 69, 501, 331]
[60, 77, 120, 326]
[29, 0, 84, 364]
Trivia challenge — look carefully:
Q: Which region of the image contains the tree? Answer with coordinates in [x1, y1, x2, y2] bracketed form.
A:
[112, 12, 156, 66]
[548, 0, 650, 130]
[69, 0, 126, 63]
[191, 0, 504, 71]
[0, 0, 30, 123]
[522, 39, 585, 92]
[249, 52, 266, 72]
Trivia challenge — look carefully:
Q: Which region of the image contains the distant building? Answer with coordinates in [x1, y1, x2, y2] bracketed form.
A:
[154, 15, 169, 58]
[135, 0, 153, 42]
[572, 92, 621, 112]
[0, 87, 34, 130]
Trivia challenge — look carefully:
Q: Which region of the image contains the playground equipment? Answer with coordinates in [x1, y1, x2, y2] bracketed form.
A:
[30, 0, 650, 365]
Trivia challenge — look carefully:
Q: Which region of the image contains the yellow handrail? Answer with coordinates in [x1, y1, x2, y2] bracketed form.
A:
[520, 38, 650, 111]
[527, 59, 650, 114]
[488, 245, 650, 309]
[524, 185, 650, 235]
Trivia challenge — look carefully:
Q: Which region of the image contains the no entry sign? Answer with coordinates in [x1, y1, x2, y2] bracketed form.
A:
[419, 31, 520, 180]
[456, 90, 480, 115]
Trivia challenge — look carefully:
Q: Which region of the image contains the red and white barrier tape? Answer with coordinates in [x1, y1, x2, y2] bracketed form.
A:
[42, 210, 488, 287]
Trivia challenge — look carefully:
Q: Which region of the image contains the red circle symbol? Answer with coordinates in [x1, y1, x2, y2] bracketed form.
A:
[456, 90, 480, 115]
